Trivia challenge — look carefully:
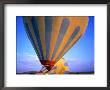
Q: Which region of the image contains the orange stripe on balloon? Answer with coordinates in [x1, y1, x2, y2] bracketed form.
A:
[56, 16, 89, 61]
[36, 16, 46, 59]
[48, 16, 63, 60]
[53, 17, 79, 60]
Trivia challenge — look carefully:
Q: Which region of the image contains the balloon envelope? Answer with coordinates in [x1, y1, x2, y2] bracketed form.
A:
[23, 16, 89, 71]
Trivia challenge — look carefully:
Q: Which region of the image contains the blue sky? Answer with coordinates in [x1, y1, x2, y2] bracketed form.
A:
[16, 16, 94, 73]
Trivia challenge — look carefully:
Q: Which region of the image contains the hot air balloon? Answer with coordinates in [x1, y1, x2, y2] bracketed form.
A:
[23, 16, 89, 71]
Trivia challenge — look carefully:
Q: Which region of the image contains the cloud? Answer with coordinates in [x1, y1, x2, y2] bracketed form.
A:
[17, 52, 39, 62]
[64, 57, 79, 61]
[16, 52, 42, 73]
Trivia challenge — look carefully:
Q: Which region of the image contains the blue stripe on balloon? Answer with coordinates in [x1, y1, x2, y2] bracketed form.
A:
[56, 26, 80, 61]
[51, 18, 70, 60]
[31, 16, 44, 60]
[45, 16, 53, 59]
[24, 22, 41, 60]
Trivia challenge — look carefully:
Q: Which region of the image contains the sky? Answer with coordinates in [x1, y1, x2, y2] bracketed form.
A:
[16, 16, 94, 73]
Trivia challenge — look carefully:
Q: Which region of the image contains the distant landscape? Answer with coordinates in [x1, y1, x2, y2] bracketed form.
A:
[17, 71, 94, 74]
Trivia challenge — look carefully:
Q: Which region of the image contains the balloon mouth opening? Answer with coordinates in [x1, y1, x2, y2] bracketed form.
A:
[40, 60, 56, 71]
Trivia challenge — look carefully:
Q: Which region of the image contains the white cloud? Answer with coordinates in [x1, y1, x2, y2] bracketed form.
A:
[17, 52, 39, 62]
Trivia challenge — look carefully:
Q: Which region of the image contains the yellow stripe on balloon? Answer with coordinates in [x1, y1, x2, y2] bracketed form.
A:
[56, 16, 89, 61]
[53, 17, 79, 60]
[48, 16, 63, 60]
[36, 16, 46, 59]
